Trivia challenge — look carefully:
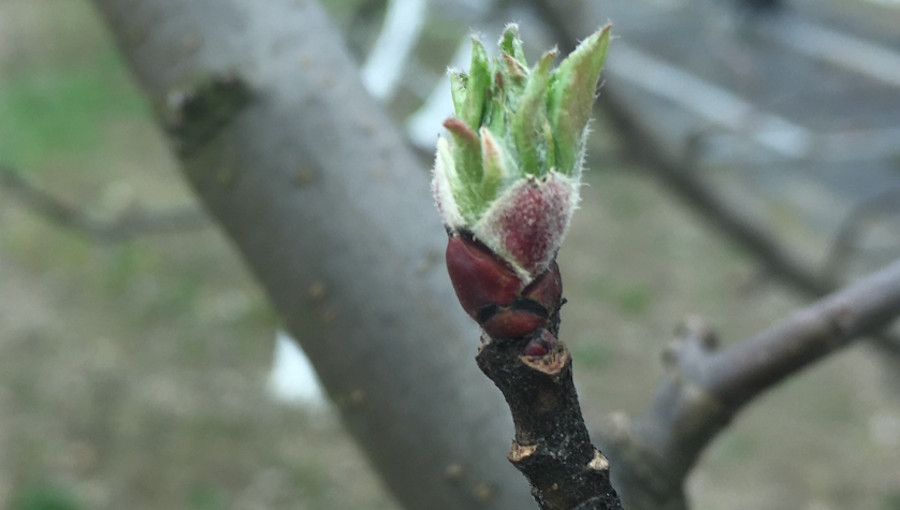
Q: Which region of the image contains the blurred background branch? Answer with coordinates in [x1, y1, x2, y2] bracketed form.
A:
[0, 163, 208, 242]
[600, 258, 900, 509]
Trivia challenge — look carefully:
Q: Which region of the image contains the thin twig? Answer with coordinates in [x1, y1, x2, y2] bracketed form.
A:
[704, 257, 900, 405]
[0, 164, 208, 242]
[600, 259, 900, 508]
[476, 318, 624, 510]
[651, 257, 900, 470]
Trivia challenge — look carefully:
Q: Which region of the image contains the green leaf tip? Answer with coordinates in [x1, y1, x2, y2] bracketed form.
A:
[499, 24, 527, 67]
[549, 23, 611, 177]
[461, 37, 491, 130]
[434, 23, 611, 231]
[512, 49, 557, 177]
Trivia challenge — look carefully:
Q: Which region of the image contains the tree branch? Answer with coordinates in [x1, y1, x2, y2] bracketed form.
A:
[597, 259, 900, 508]
[476, 314, 623, 510]
[703, 257, 900, 405]
[0, 164, 208, 241]
[478, 339, 622, 510]
[90, 0, 536, 508]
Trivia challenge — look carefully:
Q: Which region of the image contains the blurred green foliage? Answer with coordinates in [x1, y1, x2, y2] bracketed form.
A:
[587, 276, 652, 316]
[11, 484, 80, 510]
[187, 483, 227, 510]
[882, 491, 900, 510]
[572, 341, 612, 369]
[0, 49, 147, 170]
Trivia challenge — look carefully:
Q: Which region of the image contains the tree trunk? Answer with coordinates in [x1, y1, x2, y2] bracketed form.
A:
[89, 0, 535, 508]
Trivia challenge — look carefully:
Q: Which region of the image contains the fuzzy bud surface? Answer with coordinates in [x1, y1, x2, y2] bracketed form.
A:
[433, 24, 611, 339]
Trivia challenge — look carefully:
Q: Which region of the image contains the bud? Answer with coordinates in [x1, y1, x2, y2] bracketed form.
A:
[433, 24, 610, 340]
[446, 232, 563, 339]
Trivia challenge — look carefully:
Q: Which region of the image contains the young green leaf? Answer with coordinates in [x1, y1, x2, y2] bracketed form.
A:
[548, 24, 611, 176]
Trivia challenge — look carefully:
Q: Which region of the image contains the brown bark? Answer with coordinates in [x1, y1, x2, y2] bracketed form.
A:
[471, 286, 622, 510]
[477, 335, 623, 510]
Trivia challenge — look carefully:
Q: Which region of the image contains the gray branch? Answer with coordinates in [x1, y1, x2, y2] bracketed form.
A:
[603, 258, 900, 509]
[89, 0, 535, 508]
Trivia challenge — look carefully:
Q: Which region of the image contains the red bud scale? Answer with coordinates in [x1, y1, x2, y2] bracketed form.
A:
[446, 232, 562, 340]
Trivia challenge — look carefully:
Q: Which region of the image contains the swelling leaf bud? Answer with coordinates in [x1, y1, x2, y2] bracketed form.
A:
[434, 24, 610, 340]
[432, 24, 611, 282]
[446, 233, 563, 340]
